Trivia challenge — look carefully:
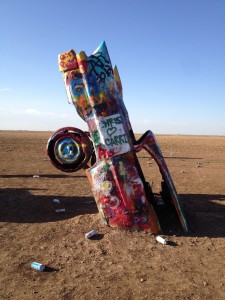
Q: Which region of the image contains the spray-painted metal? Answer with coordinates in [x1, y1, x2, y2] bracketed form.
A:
[47, 42, 188, 233]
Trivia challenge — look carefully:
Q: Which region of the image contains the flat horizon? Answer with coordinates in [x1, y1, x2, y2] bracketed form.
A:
[0, 129, 224, 137]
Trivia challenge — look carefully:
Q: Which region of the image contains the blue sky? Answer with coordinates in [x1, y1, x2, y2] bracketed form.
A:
[0, 0, 224, 135]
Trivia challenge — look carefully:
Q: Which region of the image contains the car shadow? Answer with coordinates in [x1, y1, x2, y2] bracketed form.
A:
[0, 188, 225, 238]
[180, 193, 225, 238]
[0, 188, 98, 223]
[0, 174, 86, 179]
[156, 193, 225, 238]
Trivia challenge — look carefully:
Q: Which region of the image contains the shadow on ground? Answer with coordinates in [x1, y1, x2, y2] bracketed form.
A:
[0, 188, 225, 238]
[181, 193, 225, 238]
[0, 188, 97, 223]
[0, 174, 86, 179]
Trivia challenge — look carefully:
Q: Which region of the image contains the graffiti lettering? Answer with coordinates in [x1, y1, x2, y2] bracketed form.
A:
[101, 116, 122, 129]
[105, 134, 128, 147]
[89, 52, 113, 83]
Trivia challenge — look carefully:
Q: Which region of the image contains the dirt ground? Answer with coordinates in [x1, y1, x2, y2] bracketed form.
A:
[0, 131, 225, 300]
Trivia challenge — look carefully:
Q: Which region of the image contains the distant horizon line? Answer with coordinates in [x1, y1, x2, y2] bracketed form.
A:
[0, 129, 224, 138]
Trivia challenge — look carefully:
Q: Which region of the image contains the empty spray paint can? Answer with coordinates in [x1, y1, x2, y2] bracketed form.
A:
[55, 208, 65, 213]
[85, 230, 97, 239]
[53, 198, 60, 203]
[31, 262, 45, 271]
[156, 236, 168, 245]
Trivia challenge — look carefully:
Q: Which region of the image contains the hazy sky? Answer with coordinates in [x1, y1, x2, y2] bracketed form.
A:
[0, 0, 224, 135]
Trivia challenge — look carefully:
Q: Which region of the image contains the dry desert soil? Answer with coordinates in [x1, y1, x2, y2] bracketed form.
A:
[0, 131, 225, 300]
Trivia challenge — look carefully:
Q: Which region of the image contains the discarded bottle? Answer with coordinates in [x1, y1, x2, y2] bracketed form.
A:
[33, 175, 40, 178]
[85, 229, 97, 239]
[55, 208, 65, 213]
[156, 236, 168, 245]
[31, 262, 45, 271]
